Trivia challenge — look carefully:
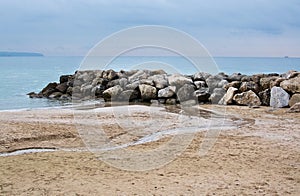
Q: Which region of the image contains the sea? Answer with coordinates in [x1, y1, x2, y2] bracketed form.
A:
[0, 56, 299, 110]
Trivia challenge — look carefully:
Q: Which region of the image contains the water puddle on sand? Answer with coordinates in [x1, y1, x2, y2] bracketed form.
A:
[0, 148, 57, 157]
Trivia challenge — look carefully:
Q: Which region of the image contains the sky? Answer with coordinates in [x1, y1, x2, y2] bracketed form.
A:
[0, 0, 300, 57]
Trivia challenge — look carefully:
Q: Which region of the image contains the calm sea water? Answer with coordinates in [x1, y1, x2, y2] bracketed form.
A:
[0, 56, 299, 110]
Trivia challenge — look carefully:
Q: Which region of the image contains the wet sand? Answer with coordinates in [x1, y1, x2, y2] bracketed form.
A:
[0, 105, 299, 195]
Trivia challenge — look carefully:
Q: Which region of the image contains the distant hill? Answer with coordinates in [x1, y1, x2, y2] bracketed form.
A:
[0, 51, 44, 57]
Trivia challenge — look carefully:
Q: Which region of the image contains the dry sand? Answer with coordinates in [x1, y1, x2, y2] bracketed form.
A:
[0, 105, 299, 195]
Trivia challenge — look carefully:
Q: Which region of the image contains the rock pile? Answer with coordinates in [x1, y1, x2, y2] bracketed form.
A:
[28, 69, 300, 110]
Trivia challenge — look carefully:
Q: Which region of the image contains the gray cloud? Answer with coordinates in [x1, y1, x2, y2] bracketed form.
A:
[0, 0, 299, 56]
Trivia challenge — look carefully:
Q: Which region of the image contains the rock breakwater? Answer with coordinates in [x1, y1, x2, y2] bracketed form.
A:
[28, 69, 300, 110]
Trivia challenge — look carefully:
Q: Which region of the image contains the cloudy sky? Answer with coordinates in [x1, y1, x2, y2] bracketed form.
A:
[1, 0, 300, 57]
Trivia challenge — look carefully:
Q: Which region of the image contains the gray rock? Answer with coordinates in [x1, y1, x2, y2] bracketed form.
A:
[125, 81, 140, 90]
[80, 84, 93, 95]
[194, 88, 210, 102]
[218, 87, 238, 105]
[176, 84, 196, 102]
[258, 89, 271, 106]
[280, 76, 300, 93]
[119, 78, 128, 89]
[209, 88, 226, 104]
[233, 90, 262, 106]
[158, 86, 176, 98]
[218, 80, 229, 88]
[289, 94, 300, 107]
[288, 103, 300, 113]
[119, 90, 140, 101]
[148, 74, 168, 89]
[270, 86, 290, 108]
[140, 79, 154, 86]
[128, 70, 149, 83]
[228, 73, 245, 82]
[193, 72, 211, 81]
[194, 81, 206, 89]
[107, 79, 121, 88]
[205, 75, 224, 93]
[103, 85, 123, 101]
[168, 74, 193, 87]
[239, 81, 261, 94]
[139, 84, 157, 100]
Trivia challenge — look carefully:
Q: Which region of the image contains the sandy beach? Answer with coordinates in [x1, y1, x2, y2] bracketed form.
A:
[0, 104, 299, 195]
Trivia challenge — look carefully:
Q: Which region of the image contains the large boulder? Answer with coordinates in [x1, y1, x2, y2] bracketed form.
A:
[258, 89, 271, 106]
[233, 90, 262, 106]
[59, 74, 72, 84]
[125, 81, 140, 90]
[193, 72, 211, 81]
[128, 70, 149, 83]
[103, 69, 118, 81]
[218, 87, 238, 105]
[55, 82, 69, 93]
[158, 86, 176, 98]
[102, 85, 123, 101]
[270, 87, 290, 108]
[209, 88, 226, 104]
[168, 74, 193, 87]
[205, 75, 224, 93]
[289, 94, 300, 107]
[288, 103, 300, 113]
[119, 90, 140, 101]
[260, 76, 279, 90]
[239, 81, 261, 94]
[223, 81, 241, 90]
[280, 76, 300, 93]
[139, 84, 157, 100]
[148, 74, 168, 89]
[40, 82, 58, 97]
[176, 84, 196, 102]
[227, 73, 245, 82]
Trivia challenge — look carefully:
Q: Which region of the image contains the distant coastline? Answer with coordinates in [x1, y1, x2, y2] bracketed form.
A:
[0, 51, 44, 57]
